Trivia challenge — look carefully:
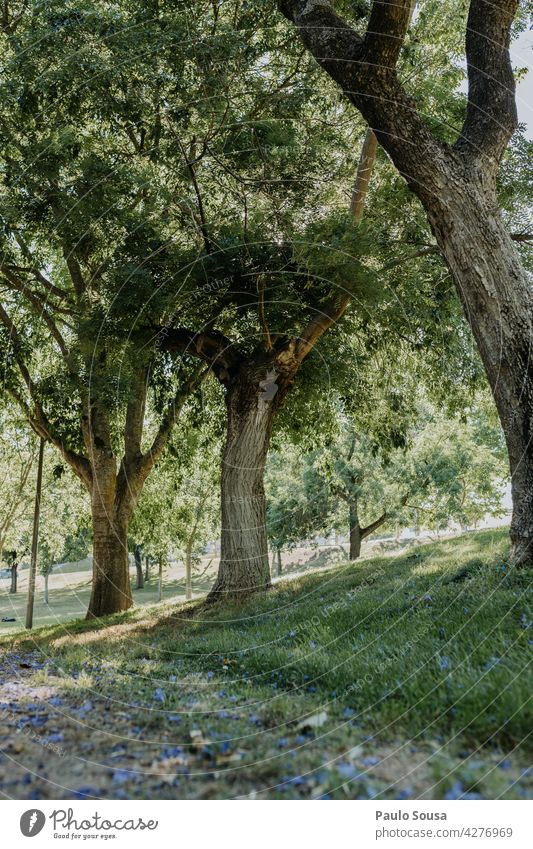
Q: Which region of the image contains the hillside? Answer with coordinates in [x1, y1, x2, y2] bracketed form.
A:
[0, 529, 531, 800]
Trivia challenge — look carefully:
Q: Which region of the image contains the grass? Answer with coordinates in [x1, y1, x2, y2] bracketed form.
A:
[0, 528, 531, 800]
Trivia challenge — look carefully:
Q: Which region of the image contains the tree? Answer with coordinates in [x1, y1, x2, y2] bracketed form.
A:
[130, 406, 221, 601]
[266, 393, 508, 560]
[266, 445, 328, 570]
[37, 462, 89, 605]
[0, 404, 89, 597]
[278, 0, 533, 566]
[0, 1, 226, 617]
[0, 408, 37, 593]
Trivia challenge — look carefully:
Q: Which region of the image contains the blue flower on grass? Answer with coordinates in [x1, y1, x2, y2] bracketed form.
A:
[444, 780, 464, 800]
[395, 786, 413, 799]
[336, 762, 360, 780]
[112, 770, 133, 785]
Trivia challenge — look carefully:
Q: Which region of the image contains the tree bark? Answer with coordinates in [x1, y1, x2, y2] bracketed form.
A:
[208, 360, 286, 601]
[86, 448, 133, 619]
[134, 544, 144, 589]
[349, 502, 362, 560]
[276, 547, 282, 576]
[9, 563, 17, 594]
[87, 510, 132, 618]
[425, 182, 533, 566]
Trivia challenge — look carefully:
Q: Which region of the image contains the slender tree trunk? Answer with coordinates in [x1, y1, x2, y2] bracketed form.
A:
[158, 555, 163, 602]
[426, 182, 533, 566]
[44, 572, 49, 605]
[25, 437, 44, 630]
[208, 362, 283, 601]
[134, 544, 144, 589]
[276, 547, 282, 576]
[144, 555, 150, 582]
[9, 563, 17, 594]
[349, 502, 362, 560]
[185, 539, 193, 601]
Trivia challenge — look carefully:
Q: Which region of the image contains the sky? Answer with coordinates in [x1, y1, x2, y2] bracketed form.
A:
[511, 28, 533, 139]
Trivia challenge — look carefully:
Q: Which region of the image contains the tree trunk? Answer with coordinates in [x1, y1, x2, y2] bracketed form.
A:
[426, 180, 533, 566]
[276, 547, 282, 576]
[208, 362, 284, 601]
[144, 556, 150, 582]
[349, 502, 362, 560]
[134, 544, 144, 589]
[9, 563, 17, 594]
[86, 444, 134, 619]
[44, 572, 49, 605]
[158, 555, 163, 602]
[87, 509, 132, 618]
[185, 539, 193, 601]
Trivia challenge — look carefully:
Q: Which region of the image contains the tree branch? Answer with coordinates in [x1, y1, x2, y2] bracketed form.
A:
[350, 128, 378, 225]
[123, 367, 148, 465]
[257, 276, 273, 351]
[363, 0, 413, 69]
[0, 303, 92, 488]
[292, 291, 351, 362]
[458, 0, 519, 166]
[159, 325, 238, 379]
[138, 364, 208, 478]
[360, 511, 388, 539]
[0, 270, 70, 358]
[278, 1, 450, 193]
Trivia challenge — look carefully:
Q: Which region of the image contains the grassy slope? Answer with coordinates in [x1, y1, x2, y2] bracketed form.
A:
[0, 529, 531, 800]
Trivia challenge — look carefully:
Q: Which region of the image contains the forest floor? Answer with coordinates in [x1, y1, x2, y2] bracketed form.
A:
[0, 528, 531, 800]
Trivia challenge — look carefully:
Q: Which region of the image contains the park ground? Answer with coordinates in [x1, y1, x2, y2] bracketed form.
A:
[0, 528, 531, 800]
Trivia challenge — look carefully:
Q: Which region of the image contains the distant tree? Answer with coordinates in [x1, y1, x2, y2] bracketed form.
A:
[130, 410, 221, 601]
[0, 406, 89, 596]
[267, 395, 507, 561]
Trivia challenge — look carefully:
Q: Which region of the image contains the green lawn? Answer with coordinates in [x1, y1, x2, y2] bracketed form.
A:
[0, 528, 531, 800]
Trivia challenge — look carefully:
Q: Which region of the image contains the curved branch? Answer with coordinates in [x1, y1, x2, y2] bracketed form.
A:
[159, 325, 238, 379]
[458, 0, 519, 165]
[0, 270, 69, 358]
[0, 303, 92, 488]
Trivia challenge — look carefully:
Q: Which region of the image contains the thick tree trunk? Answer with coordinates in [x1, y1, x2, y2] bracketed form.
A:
[208, 362, 284, 601]
[86, 436, 134, 618]
[87, 512, 132, 618]
[9, 563, 17, 594]
[349, 502, 362, 560]
[426, 179, 533, 566]
[185, 539, 193, 601]
[134, 544, 144, 589]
